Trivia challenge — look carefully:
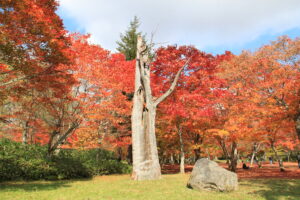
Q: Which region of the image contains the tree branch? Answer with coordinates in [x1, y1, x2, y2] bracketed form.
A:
[0, 117, 11, 124]
[0, 69, 65, 87]
[48, 121, 80, 154]
[154, 58, 190, 107]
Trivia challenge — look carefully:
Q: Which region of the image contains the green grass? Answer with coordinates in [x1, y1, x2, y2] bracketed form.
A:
[0, 174, 299, 200]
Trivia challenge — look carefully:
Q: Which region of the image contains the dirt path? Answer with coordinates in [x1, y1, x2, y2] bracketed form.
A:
[161, 162, 300, 179]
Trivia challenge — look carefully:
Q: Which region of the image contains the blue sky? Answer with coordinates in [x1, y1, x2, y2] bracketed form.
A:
[205, 27, 300, 55]
[57, 0, 300, 55]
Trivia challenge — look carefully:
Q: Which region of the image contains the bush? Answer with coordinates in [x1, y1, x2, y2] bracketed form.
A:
[0, 138, 131, 182]
[69, 149, 132, 175]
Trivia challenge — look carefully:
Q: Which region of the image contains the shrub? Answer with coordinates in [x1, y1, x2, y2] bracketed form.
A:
[0, 138, 131, 181]
[68, 149, 132, 175]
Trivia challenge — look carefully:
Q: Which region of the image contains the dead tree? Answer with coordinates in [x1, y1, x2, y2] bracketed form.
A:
[131, 35, 188, 180]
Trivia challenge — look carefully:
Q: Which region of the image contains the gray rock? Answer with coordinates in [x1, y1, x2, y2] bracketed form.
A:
[187, 158, 238, 192]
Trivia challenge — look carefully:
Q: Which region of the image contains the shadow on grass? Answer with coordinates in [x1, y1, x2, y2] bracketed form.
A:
[0, 178, 91, 192]
[243, 179, 300, 200]
[0, 181, 71, 192]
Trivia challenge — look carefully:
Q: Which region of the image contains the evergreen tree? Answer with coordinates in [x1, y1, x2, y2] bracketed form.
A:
[116, 16, 144, 60]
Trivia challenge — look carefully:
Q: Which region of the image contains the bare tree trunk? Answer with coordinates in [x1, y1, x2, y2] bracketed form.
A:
[250, 142, 260, 167]
[250, 152, 255, 167]
[206, 149, 211, 160]
[22, 121, 29, 144]
[287, 151, 291, 162]
[271, 144, 285, 171]
[131, 42, 160, 179]
[194, 149, 200, 161]
[217, 138, 230, 167]
[117, 147, 123, 161]
[48, 121, 79, 157]
[178, 124, 185, 174]
[170, 154, 174, 164]
[131, 36, 188, 180]
[295, 112, 300, 139]
[229, 141, 238, 172]
[193, 134, 202, 161]
[127, 144, 133, 164]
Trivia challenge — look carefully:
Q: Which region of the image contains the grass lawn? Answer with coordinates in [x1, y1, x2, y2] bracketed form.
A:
[1, 174, 299, 200]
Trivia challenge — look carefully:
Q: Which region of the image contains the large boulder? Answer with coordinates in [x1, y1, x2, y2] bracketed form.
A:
[187, 158, 238, 192]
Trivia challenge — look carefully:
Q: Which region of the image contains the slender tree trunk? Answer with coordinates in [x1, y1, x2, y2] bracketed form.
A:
[262, 151, 266, 161]
[193, 134, 202, 161]
[117, 147, 123, 161]
[217, 138, 230, 167]
[206, 149, 211, 160]
[48, 130, 60, 156]
[127, 144, 133, 164]
[22, 121, 29, 144]
[180, 152, 185, 174]
[131, 36, 188, 180]
[178, 124, 185, 174]
[271, 144, 285, 171]
[295, 112, 300, 139]
[250, 143, 260, 167]
[170, 154, 174, 164]
[194, 148, 201, 161]
[229, 141, 238, 172]
[250, 152, 255, 167]
[287, 151, 291, 163]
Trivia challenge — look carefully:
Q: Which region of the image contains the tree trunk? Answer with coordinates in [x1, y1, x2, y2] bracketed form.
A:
[48, 121, 79, 157]
[117, 147, 123, 161]
[250, 152, 255, 167]
[262, 151, 266, 161]
[296, 113, 300, 139]
[194, 148, 201, 161]
[217, 138, 230, 167]
[127, 144, 133, 164]
[250, 142, 260, 167]
[193, 134, 202, 161]
[170, 154, 174, 164]
[206, 149, 211, 160]
[131, 36, 188, 180]
[271, 144, 285, 171]
[131, 92, 161, 179]
[22, 121, 29, 144]
[178, 124, 185, 174]
[229, 142, 238, 172]
[287, 151, 291, 162]
[131, 36, 159, 180]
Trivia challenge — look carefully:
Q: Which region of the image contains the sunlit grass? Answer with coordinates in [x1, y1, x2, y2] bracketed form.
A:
[1, 174, 299, 200]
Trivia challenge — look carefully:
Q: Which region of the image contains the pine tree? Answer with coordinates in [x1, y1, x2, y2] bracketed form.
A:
[116, 16, 144, 60]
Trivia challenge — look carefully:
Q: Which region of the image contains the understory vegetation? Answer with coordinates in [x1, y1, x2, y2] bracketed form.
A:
[0, 139, 131, 181]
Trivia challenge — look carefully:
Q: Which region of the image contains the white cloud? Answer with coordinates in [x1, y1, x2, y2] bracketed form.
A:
[58, 0, 300, 51]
